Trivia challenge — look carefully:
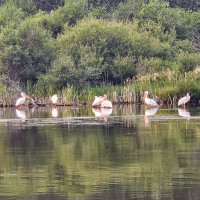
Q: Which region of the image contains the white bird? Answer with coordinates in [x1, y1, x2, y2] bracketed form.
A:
[100, 95, 113, 108]
[92, 96, 105, 107]
[101, 100, 113, 108]
[51, 94, 58, 106]
[144, 91, 158, 108]
[178, 93, 190, 109]
[15, 92, 28, 110]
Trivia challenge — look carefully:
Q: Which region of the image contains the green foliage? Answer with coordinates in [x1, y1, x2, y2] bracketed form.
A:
[176, 51, 200, 72]
[0, 1, 25, 30]
[166, 0, 200, 11]
[33, 0, 64, 11]
[53, 18, 137, 88]
[0, 0, 199, 101]
[0, 16, 54, 84]
[15, 0, 37, 16]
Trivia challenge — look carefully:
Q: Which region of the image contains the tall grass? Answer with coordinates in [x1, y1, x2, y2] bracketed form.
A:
[30, 68, 200, 106]
[0, 68, 199, 106]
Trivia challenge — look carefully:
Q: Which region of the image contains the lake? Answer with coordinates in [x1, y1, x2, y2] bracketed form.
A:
[0, 105, 200, 200]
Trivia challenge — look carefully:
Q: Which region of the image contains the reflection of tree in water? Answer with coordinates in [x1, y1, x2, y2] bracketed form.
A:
[0, 107, 199, 199]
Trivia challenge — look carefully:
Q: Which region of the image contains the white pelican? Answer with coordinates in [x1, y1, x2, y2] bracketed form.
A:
[15, 92, 28, 110]
[178, 93, 190, 109]
[51, 94, 58, 106]
[100, 95, 113, 108]
[144, 91, 158, 108]
[92, 96, 105, 107]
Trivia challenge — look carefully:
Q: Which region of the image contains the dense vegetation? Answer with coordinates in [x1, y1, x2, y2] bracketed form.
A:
[0, 0, 200, 104]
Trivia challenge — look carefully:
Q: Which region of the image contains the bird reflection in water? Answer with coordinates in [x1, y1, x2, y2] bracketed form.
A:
[144, 107, 158, 125]
[52, 108, 58, 118]
[92, 107, 113, 121]
[16, 109, 27, 121]
[178, 108, 190, 120]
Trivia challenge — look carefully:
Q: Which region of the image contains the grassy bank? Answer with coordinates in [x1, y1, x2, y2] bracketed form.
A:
[29, 68, 200, 106]
[0, 68, 199, 107]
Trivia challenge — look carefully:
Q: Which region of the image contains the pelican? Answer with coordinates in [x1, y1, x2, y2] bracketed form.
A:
[15, 92, 28, 110]
[92, 96, 105, 107]
[144, 91, 158, 108]
[100, 95, 113, 108]
[178, 93, 190, 109]
[51, 94, 58, 106]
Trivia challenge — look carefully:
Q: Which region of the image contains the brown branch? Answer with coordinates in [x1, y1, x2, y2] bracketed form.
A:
[1, 76, 37, 107]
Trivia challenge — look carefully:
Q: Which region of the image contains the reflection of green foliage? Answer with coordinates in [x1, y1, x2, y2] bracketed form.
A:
[0, 107, 199, 198]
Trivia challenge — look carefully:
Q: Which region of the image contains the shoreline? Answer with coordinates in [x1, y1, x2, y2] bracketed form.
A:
[0, 101, 198, 108]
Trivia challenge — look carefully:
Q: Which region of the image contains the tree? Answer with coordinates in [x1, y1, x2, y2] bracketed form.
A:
[0, 18, 54, 84]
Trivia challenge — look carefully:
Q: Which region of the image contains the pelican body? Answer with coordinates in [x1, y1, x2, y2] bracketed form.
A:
[178, 93, 190, 109]
[144, 91, 158, 108]
[92, 96, 105, 108]
[51, 94, 58, 106]
[100, 95, 113, 108]
[15, 92, 28, 110]
[92, 95, 113, 108]
[100, 100, 113, 108]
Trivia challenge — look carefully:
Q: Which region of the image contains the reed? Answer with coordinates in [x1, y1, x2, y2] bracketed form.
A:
[0, 68, 199, 107]
[33, 69, 199, 105]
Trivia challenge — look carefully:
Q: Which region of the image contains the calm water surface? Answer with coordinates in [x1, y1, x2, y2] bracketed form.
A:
[0, 105, 200, 200]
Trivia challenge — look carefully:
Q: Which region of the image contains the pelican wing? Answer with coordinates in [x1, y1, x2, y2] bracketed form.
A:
[100, 100, 113, 108]
[145, 98, 158, 107]
[51, 95, 58, 104]
[92, 96, 104, 106]
[16, 97, 25, 106]
[178, 96, 190, 106]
